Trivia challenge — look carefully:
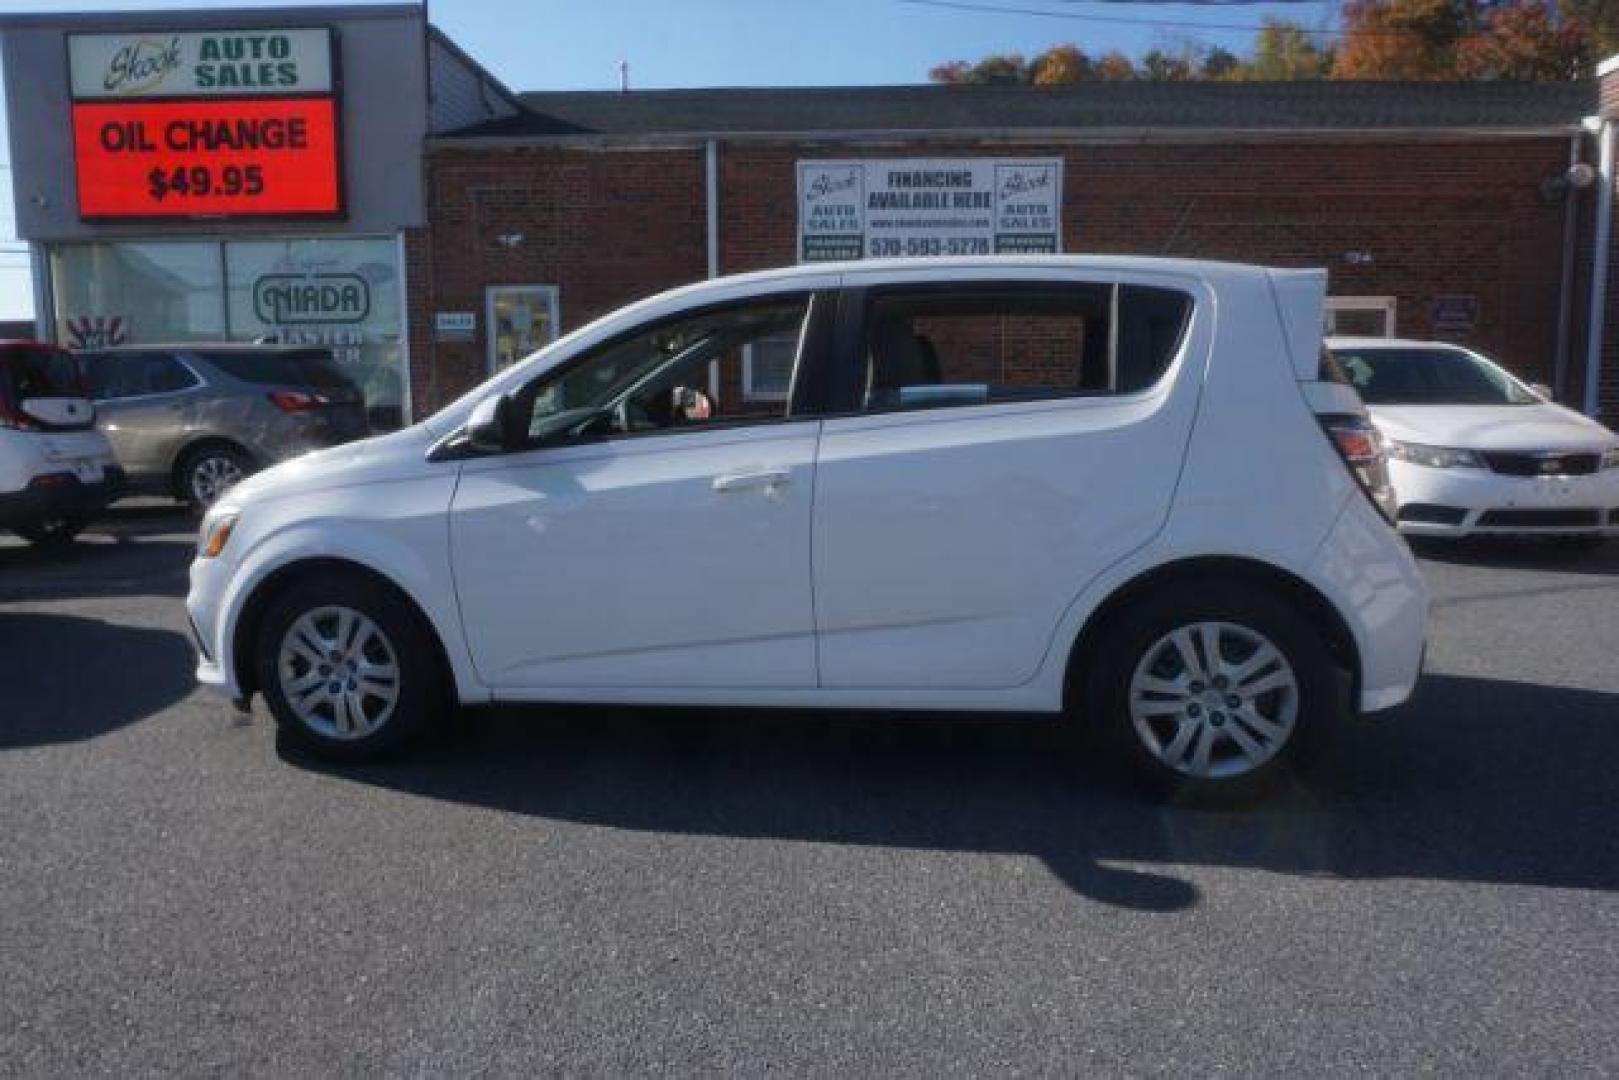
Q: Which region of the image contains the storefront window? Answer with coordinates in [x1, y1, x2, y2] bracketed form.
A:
[225, 238, 405, 429]
[48, 236, 408, 430]
[51, 241, 225, 348]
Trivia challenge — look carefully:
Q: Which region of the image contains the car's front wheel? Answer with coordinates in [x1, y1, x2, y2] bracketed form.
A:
[1090, 583, 1341, 802]
[13, 516, 88, 546]
[256, 573, 445, 761]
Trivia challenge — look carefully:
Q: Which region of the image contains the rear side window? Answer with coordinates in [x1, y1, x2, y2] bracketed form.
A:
[1, 347, 83, 400]
[199, 349, 352, 389]
[855, 283, 1192, 413]
[79, 352, 199, 399]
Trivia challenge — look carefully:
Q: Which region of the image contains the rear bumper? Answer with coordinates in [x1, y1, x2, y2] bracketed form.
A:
[0, 466, 125, 528]
[1307, 492, 1430, 714]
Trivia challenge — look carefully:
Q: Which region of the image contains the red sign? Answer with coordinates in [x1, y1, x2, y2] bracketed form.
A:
[72, 97, 342, 219]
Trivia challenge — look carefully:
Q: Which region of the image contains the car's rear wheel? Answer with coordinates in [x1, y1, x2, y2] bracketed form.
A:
[1089, 583, 1341, 802]
[256, 573, 444, 762]
[13, 516, 88, 546]
[178, 444, 252, 512]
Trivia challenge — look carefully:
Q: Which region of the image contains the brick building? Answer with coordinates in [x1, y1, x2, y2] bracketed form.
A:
[413, 76, 1619, 421]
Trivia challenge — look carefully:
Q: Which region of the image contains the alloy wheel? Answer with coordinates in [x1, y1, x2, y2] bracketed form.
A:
[1127, 620, 1299, 779]
[276, 606, 402, 740]
[191, 455, 244, 507]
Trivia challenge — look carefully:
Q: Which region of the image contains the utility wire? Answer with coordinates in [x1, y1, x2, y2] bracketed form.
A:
[898, 0, 1354, 36]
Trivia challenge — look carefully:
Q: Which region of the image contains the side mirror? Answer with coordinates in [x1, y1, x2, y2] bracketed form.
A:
[465, 393, 518, 453]
[1530, 382, 1554, 400]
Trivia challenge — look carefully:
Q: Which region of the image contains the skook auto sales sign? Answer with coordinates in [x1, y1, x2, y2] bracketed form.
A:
[68, 28, 342, 219]
[68, 29, 334, 99]
[798, 158, 1063, 262]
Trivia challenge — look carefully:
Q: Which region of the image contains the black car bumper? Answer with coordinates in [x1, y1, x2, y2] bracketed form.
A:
[0, 466, 125, 529]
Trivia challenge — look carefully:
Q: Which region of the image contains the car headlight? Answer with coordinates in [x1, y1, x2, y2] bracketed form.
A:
[198, 511, 239, 559]
[1603, 446, 1619, 470]
[1386, 440, 1485, 469]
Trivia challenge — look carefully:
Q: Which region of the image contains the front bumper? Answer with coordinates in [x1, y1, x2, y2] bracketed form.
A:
[0, 466, 125, 529]
[1389, 459, 1619, 538]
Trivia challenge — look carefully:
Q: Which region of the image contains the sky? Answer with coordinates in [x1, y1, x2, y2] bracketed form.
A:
[0, 0, 1342, 319]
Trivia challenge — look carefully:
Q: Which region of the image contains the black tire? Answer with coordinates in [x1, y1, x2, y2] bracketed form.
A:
[13, 516, 88, 546]
[1084, 582, 1344, 804]
[177, 443, 253, 512]
[256, 572, 446, 763]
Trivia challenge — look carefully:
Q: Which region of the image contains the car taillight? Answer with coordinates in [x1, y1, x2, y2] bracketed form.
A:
[1319, 414, 1398, 524]
[0, 392, 40, 431]
[268, 390, 328, 412]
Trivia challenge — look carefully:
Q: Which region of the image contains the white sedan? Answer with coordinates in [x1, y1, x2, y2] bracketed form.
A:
[1327, 337, 1619, 541]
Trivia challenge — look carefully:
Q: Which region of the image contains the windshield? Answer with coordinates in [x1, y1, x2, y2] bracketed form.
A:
[1329, 346, 1538, 406]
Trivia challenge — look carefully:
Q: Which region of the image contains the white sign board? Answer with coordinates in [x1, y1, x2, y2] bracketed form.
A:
[434, 311, 477, 341]
[68, 28, 335, 99]
[797, 158, 1063, 262]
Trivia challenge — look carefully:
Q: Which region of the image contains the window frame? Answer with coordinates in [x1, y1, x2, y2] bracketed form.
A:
[825, 280, 1192, 418]
[497, 288, 837, 454]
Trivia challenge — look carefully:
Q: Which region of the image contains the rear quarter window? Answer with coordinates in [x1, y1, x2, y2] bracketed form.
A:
[198, 350, 353, 389]
[855, 282, 1193, 413]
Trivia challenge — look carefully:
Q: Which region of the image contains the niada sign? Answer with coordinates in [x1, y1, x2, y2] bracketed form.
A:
[798, 158, 1063, 262]
[253, 273, 370, 325]
[68, 28, 334, 99]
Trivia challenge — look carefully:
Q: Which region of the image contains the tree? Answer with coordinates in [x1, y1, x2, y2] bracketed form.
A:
[1561, 0, 1619, 55]
[1457, 1, 1591, 78]
[1247, 18, 1335, 79]
[1030, 44, 1091, 85]
[927, 53, 1028, 85]
[1334, 0, 1477, 79]
[1094, 50, 1138, 80]
[1200, 45, 1243, 79]
[1142, 48, 1195, 80]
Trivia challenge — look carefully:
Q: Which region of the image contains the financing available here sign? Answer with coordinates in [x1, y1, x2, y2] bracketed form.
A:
[797, 158, 1063, 262]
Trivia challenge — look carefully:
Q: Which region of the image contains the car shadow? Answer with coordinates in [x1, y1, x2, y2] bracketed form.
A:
[0, 611, 195, 748]
[1410, 535, 1619, 575]
[282, 672, 1619, 909]
[0, 504, 194, 603]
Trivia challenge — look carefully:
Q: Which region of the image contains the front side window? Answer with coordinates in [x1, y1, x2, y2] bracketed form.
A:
[1330, 347, 1536, 406]
[516, 296, 812, 445]
[854, 283, 1191, 413]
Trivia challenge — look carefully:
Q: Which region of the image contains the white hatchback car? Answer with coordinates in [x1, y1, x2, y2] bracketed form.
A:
[0, 340, 123, 545]
[1327, 337, 1619, 542]
[189, 258, 1428, 798]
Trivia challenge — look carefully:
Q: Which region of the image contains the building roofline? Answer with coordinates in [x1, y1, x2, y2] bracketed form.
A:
[429, 123, 1583, 152]
[0, 3, 421, 30]
[427, 22, 521, 112]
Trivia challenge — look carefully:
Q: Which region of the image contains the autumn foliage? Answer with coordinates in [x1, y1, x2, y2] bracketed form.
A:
[929, 0, 1601, 84]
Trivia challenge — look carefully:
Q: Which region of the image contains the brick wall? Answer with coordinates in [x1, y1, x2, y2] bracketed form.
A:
[411, 144, 707, 413]
[414, 134, 1586, 414]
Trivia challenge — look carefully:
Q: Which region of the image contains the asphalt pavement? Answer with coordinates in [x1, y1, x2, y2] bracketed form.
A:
[3, 505, 1618, 1075]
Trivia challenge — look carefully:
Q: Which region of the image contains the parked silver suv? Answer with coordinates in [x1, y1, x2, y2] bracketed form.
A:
[76, 345, 370, 509]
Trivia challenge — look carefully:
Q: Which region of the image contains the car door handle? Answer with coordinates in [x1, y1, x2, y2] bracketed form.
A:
[713, 468, 791, 493]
